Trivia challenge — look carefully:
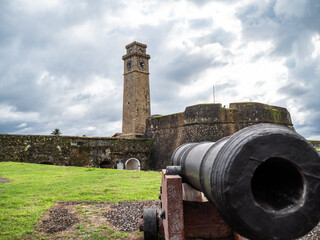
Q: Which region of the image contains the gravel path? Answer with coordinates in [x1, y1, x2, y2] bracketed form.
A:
[298, 224, 320, 240]
[103, 201, 160, 232]
[33, 200, 320, 239]
[103, 201, 320, 239]
[40, 208, 79, 233]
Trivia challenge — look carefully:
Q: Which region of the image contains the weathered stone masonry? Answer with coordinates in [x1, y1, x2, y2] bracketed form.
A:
[145, 102, 294, 170]
[0, 135, 152, 169]
[122, 42, 151, 137]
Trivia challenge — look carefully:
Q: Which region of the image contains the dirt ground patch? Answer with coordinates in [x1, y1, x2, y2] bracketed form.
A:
[22, 200, 320, 240]
[23, 201, 160, 240]
[0, 175, 13, 183]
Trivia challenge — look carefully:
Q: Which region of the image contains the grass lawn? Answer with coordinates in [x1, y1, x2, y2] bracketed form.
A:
[0, 162, 161, 239]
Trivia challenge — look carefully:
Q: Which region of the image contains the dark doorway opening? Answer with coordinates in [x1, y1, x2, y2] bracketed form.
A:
[100, 160, 112, 169]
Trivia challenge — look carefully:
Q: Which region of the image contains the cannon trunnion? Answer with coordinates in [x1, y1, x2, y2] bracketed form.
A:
[140, 124, 320, 240]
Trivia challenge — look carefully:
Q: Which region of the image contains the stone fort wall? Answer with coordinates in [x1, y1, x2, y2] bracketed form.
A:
[145, 102, 294, 170]
[2, 102, 317, 170]
[0, 134, 152, 169]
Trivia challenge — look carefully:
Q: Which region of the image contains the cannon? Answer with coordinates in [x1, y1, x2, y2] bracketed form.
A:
[139, 124, 320, 240]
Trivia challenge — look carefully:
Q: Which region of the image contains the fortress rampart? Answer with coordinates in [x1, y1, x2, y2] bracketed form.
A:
[145, 102, 293, 170]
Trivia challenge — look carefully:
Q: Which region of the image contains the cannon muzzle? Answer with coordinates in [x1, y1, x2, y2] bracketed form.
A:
[170, 123, 320, 240]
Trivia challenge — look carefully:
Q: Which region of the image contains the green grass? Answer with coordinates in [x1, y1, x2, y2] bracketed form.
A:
[0, 162, 161, 240]
[317, 148, 320, 151]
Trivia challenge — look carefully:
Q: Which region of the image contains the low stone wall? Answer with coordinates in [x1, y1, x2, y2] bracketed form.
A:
[145, 102, 293, 170]
[0, 135, 152, 169]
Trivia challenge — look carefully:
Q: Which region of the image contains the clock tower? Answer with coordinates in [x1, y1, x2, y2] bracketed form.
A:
[122, 41, 151, 137]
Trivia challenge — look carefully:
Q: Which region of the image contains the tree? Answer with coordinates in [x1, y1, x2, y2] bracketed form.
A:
[51, 128, 62, 136]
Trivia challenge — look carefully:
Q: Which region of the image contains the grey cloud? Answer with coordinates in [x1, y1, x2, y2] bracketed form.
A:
[293, 117, 320, 140]
[254, 81, 265, 88]
[236, 2, 278, 41]
[0, 0, 125, 79]
[309, 114, 320, 137]
[237, 0, 320, 57]
[0, 1, 127, 136]
[279, 55, 320, 138]
[291, 60, 320, 82]
[237, 0, 320, 139]
[278, 83, 309, 97]
[187, 0, 241, 7]
[284, 58, 296, 69]
[153, 48, 229, 110]
[188, 18, 213, 29]
[195, 28, 235, 47]
[163, 53, 213, 82]
[0, 122, 29, 135]
[187, 0, 211, 6]
[279, 59, 320, 137]
[212, 82, 238, 103]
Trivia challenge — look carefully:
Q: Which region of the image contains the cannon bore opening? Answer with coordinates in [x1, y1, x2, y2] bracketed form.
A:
[251, 157, 305, 211]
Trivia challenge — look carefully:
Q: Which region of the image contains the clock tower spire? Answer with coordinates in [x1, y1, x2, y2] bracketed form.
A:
[122, 41, 151, 137]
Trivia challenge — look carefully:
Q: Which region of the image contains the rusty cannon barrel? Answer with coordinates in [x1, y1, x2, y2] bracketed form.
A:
[170, 123, 320, 240]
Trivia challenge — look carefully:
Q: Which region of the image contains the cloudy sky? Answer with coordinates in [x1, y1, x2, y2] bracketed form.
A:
[1, 0, 320, 139]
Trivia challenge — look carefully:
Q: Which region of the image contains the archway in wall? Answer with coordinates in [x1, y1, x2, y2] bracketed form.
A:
[100, 160, 112, 169]
[125, 158, 140, 171]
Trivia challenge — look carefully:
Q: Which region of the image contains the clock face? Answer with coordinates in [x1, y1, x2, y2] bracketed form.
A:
[139, 60, 145, 69]
[126, 60, 132, 70]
